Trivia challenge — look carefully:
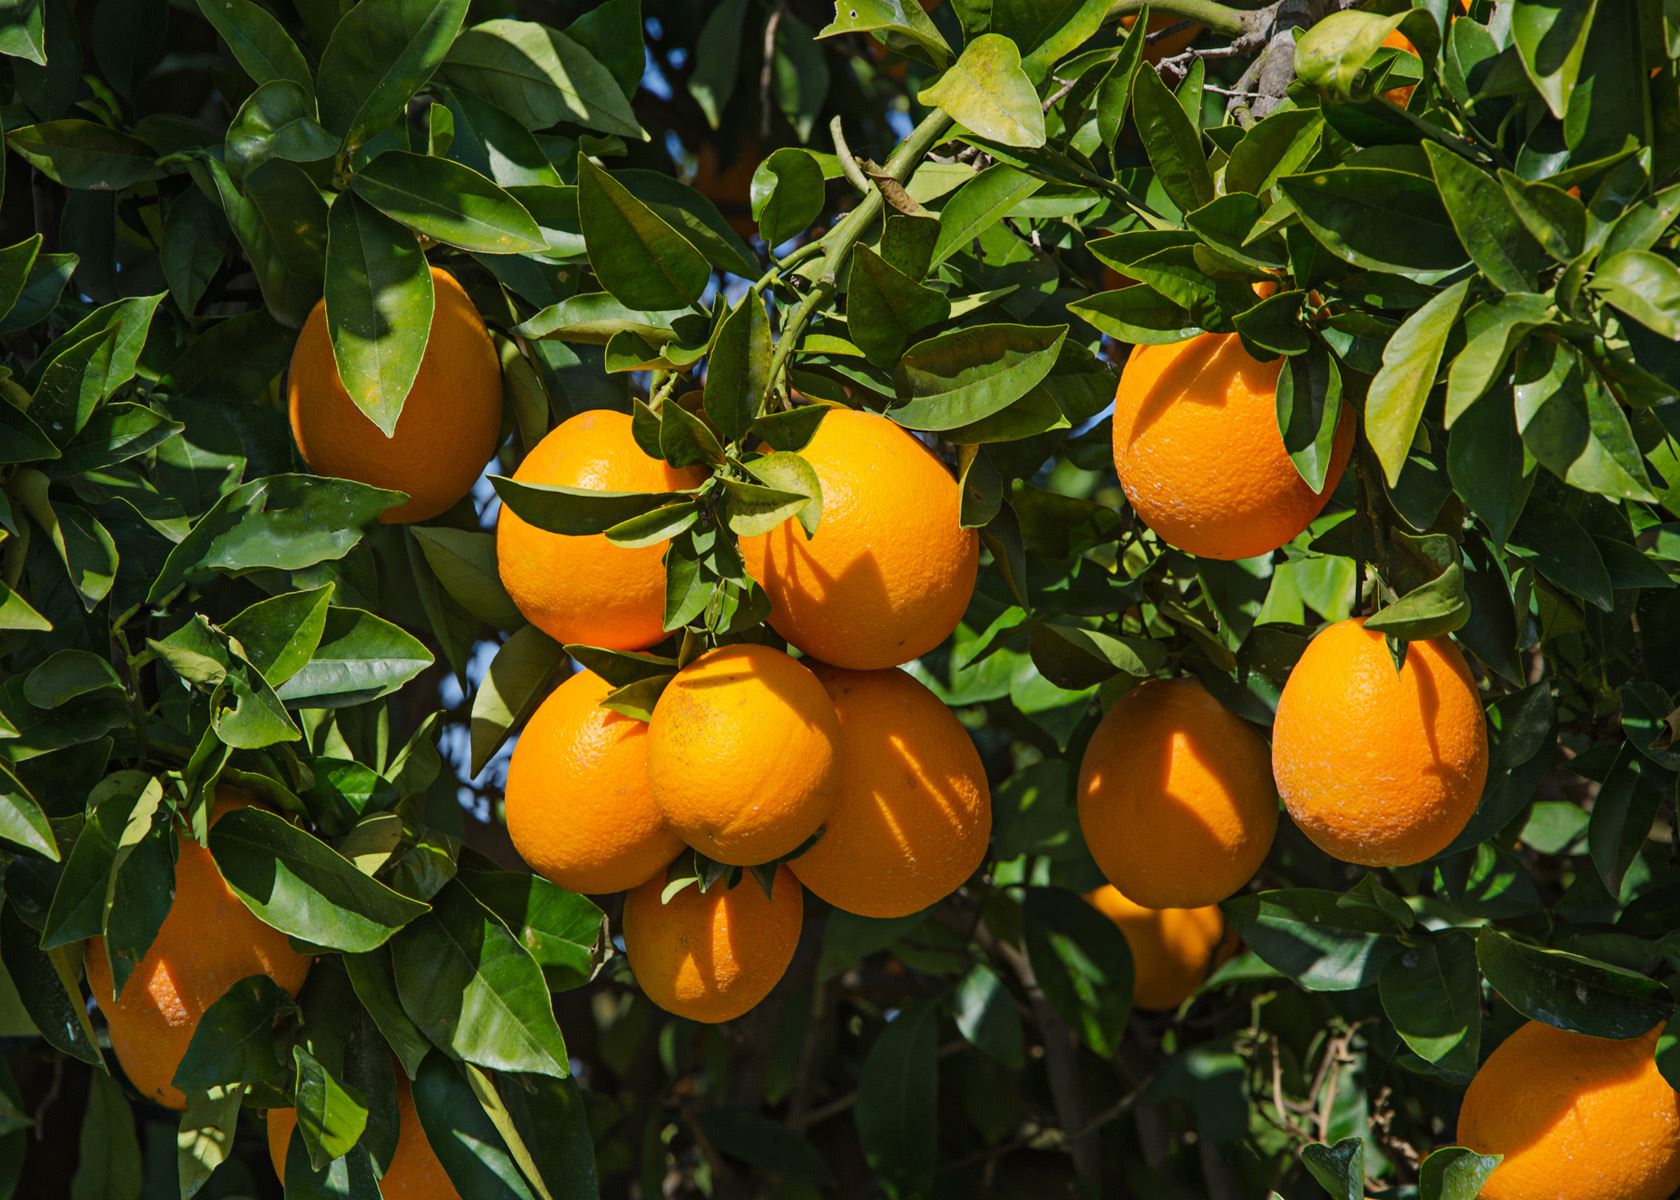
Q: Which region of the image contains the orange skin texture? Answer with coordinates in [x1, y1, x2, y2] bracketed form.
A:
[1085, 885, 1228, 1012]
[504, 667, 685, 894]
[647, 644, 840, 866]
[1272, 618, 1488, 867]
[1458, 1023, 1680, 1200]
[267, 1072, 455, 1199]
[496, 410, 705, 651]
[1112, 332, 1354, 560]
[622, 866, 804, 1023]
[739, 409, 978, 669]
[85, 792, 311, 1110]
[1077, 679, 1277, 909]
[789, 666, 991, 918]
[288, 267, 502, 524]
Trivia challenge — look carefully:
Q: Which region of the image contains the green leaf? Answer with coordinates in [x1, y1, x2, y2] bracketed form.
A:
[225, 79, 337, 175]
[0, 234, 42, 326]
[770, 10, 830, 143]
[0, 903, 102, 1065]
[195, 0, 313, 93]
[891, 322, 1066, 431]
[443, 18, 644, 138]
[69, 1071, 141, 1200]
[705, 293, 771, 442]
[612, 168, 758, 279]
[1293, 10, 1406, 98]
[1275, 343, 1344, 491]
[315, 0, 469, 149]
[0, 760, 57, 861]
[698, 1106, 835, 1186]
[687, 0, 745, 126]
[1023, 887, 1133, 1055]
[343, 950, 432, 1079]
[577, 156, 710, 311]
[1068, 283, 1199, 344]
[1365, 277, 1469, 486]
[0, 249, 77, 335]
[719, 477, 813, 538]
[1225, 108, 1323, 197]
[408, 526, 524, 630]
[440, 89, 564, 188]
[28, 326, 117, 446]
[1512, 339, 1656, 502]
[848, 244, 951, 370]
[274, 606, 433, 708]
[1364, 558, 1470, 641]
[1474, 926, 1670, 1040]
[0, 0, 46, 64]
[752, 148, 825, 247]
[1377, 932, 1481, 1076]
[1444, 293, 1552, 424]
[952, 963, 1023, 1068]
[205, 155, 328, 328]
[1423, 141, 1544, 294]
[391, 882, 570, 1078]
[1301, 1137, 1363, 1200]
[470, 624, 565, 775]
[929, 162, 1042, 268]
[1416, 1147, 1501, 1200]
[1279, 168, 1466, 278]
[1026, 622, 1165, 690]
[1222, 889, 1400, 992]
[408, 1057, 545, 1200]
[1131, 58, 1212, 213]
[209, 805, 429, 952]
[23, 649, 120, 708]
[1498, 171, 1585, 262]
[854, 1002, 938, 1200]
[47, 402, 183, 478]
[223, 584, 334, 688]
[350, 151, 545, 254]
[41, 772, 161, 950]
[491, 474, 689, 536]
[1587, 743, 1663, 896]
[817, 0, 953, 68]
[919, 33, 1045, 149]
[458, 867, 605, 993]
[744, 451, 823, 538]
[1511, 0, 1598, 119]
[6, 120, 162, 189]
[292, 1045, 369, 1167]
[323, 192, 434, 436]
[172, 975, 299, 1091]
[1592, 249, 1680, 340]
[149, 475, 401, 603]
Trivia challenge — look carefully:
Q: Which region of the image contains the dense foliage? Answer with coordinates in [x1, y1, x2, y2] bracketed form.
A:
[2, 0, 1680, 1197]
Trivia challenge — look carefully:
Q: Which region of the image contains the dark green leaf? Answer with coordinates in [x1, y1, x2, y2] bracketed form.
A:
[1475, 926, 1670, 1039]
[443, 17, 643, 138]
[1131, 59, 1212, 213]
[1023, 887, 1133, 1055]
[577, 156, 709, 310]
[854, 1003, 938, 1200]
[172, 975, 298, 1091]
[315, 0, 469, 148]
[274, 606, 432, 707]
[195, 0, 312, 93]
[351, 151, 544, 254]
[891, 323, 1066, 431]
[1222, 890, 1400, 992]
[6, 120, 162, 189]
[705, 293, 770, 441]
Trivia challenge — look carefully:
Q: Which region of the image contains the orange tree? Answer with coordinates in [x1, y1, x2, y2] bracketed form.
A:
[2, 0, 1680, 1197]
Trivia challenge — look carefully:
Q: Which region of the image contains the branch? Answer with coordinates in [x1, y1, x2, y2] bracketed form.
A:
[765, 108, 954, 393]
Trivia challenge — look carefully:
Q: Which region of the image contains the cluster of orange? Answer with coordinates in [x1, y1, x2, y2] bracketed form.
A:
[496, 407, 993, 1023]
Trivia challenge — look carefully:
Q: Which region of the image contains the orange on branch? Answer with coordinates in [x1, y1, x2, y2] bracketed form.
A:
[288, 266, 501, 524]
[504, 667, 685, 894]
[1085, 884, 1230, 1012]
[496, 409, 705, 651]
[1077, 679, 1277, 908]
[789, 666, 991, 918]
[1458, 1022, 1680, 1200]
[1112, 332, 1353, 560]
[267, 1069, 454, 1199]
[646, 644, 840, 866]
[739, 409, 977, 669]
[85, 791, 311, 1110]
[1272, 618, 1488, 867]
[622, 866, 804, 1023]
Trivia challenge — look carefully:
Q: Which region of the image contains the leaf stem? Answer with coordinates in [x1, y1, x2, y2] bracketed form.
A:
[1105, 0, 1249, 39]
[765, 108, 954, 392]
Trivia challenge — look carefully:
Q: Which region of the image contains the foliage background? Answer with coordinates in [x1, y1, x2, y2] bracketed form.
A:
[1, 0, 1679, 1198]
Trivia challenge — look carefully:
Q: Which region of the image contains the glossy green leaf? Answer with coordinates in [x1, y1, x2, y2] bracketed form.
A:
[274, 606, 433, 708]
[315, 0, 469, 148]
[891, 323, 1066, 431]
[577, 156, 710, 310]
[6, 120, 163, 189]
[919, 34, 1045, 149]
[351, 151, 545, 254]
[443, 17, 642, 137]
[195, 0, 312, 93]
[1475, 926, 1670, 1040]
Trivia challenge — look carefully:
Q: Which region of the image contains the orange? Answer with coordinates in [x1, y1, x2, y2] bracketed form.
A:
[623, 865, 803, 1023]
[1086, 884, 1228, 1012]
[1458, 1022, 1680, 1200]
[1112, 332, 1353, 560]
[288, 266, 501, 524]
[267, 1069, 454, 1198]
[85, 791, 312, 1110]
[504, 667, 685, 894]
[1381, 2, 1466, 106]
[1121, 12, 1201, 64]
[789, 666, 991, 918]
[496, 410, 705, 651]
[647, 644, 840, 865]
[1077, 679, 1277, 908]
[1272, 618, 1487, 867]
[738, 409, 978, 669]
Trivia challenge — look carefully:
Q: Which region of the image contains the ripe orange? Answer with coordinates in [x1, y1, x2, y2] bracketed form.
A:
[738, 409, 978, 669]
[267, 1069, 453, 1198]
[497, 410, 705, 651]
[789, 666, 991, 918]
[1077, 679, 1277, 908]
[1458, 1022, 1680, 1200]
[647, 644, 840, 866]
[504, 667, 685, 894]
[622, 865, 804, 1023]
[1272, 618, 1487, 867]
[1120, 12, 1201, 64]
[1086, 884, 1232, 1012]
[85, 791, 312, 1110]
[288, 266, 501, 524]
[1381, 1, 1466, 105]
[1112, 332, 1353, 560]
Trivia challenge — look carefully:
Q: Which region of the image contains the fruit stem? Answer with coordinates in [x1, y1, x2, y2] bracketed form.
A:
[1105, 0, 1249, 38]
[765, 108, 955, 393]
